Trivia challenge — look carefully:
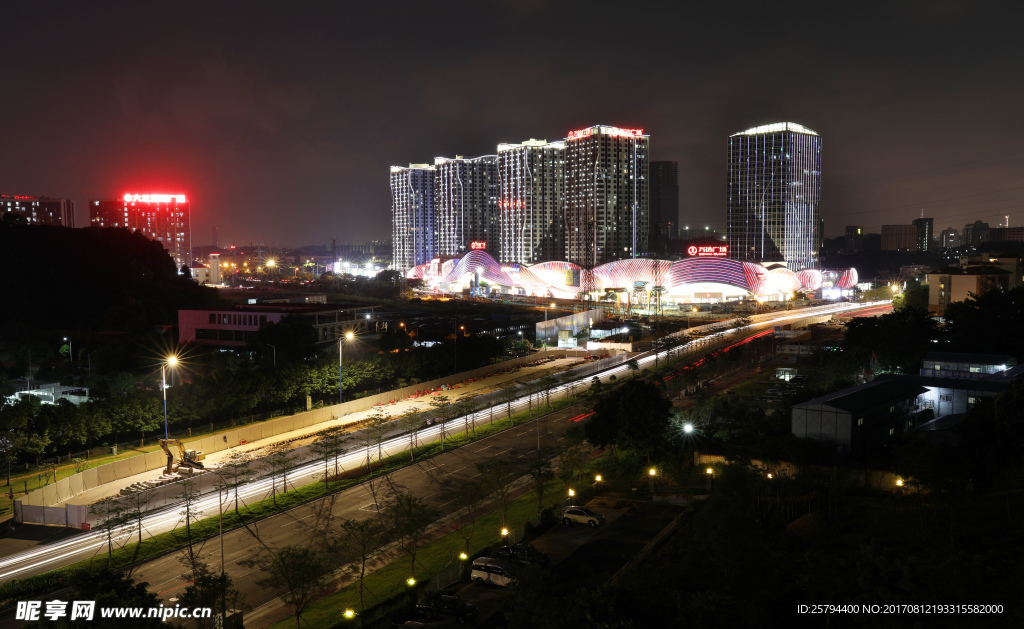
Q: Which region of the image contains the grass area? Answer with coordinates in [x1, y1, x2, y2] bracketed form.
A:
[269, 456, 606, 629]
[0, 396, 587, 609]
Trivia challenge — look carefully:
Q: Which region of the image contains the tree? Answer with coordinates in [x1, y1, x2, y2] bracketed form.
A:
[398, 407, 423, 461]
[333, 517, 386, 615]
[216, 451, 257, 517]
[362, 408, 391, 465]
[117, 490, 153, 569]
[476, 458, 524, 526]
[452, 398, 479, 436]
[586, 379, 672, 463]
[626, 358, 640, 378]
[528, 459, 555, 512]
[382, 489, 437, 579]
[177, 478, 207, 578]
[23, 568, 165, 628]
[447, 478, 488, 557]
[498, 383, 520, 419]
[91, 496, 130, 565]
[309, 426, 349, 489]
[537, 375, 559, 408]
[429, 394, 455, 449]
[261, 446, 298, 507]
[177, 563, 246, 629]
[257, 546, 328, 629]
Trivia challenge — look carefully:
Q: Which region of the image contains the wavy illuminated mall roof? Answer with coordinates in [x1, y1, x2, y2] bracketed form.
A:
[407, 251, 858, 295]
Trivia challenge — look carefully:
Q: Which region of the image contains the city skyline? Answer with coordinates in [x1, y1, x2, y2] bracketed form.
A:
[1, 2, 1022, 248]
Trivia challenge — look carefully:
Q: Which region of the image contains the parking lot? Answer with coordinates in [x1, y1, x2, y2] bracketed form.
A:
[400, 499, 683, 628]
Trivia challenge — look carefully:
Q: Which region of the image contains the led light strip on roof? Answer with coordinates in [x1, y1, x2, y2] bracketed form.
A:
[732, 122, 819, 137]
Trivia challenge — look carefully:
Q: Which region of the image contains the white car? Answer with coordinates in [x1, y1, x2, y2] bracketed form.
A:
[560, 506, 605, 527]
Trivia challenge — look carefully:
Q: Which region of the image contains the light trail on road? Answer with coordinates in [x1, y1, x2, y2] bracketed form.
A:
[0, 301, 887, 582]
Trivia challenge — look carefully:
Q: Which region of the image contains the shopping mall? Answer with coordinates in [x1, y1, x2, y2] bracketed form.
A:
[406, 246, 858, 305]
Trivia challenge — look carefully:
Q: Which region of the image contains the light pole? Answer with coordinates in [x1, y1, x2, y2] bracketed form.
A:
[63, 337, 72, 367]
[162, 355, 178, 440]
[267, 344, 276, 368]
[87, 351, 97, 378]
[339, 331, 354, 404]
[454, 323, 464, 374]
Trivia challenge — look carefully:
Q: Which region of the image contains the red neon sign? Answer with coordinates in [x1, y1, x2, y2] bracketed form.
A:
[470, 241, 488, 250]
[123, 193, 187, 203]
[567, 126, 644, 140]
[687, 245, 729, 258]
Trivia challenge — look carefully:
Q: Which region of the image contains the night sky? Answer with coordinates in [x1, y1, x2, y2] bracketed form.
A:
[2, 1, 1021, 248]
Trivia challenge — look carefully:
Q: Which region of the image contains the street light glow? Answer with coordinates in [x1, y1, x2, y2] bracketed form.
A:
[459, 552, 468, 560]
[406, 577, 416, 587]
[896, 479, 904, 487]
[167, 355, 179, 367]
[649, 468, 656, 476]
[595, 474, 602, 482]
[345, 331, 354, 340]
[343, 609, 355, 619]
[500, 527, 509, 536]
[568, 488, 575, 497]
[683, 423, 694, 433]
[706, 468, 714, 475]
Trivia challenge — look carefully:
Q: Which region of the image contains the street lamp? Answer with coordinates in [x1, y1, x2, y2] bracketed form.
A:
[454, 323, 465, 373]
[267, 344, 276, 368]
[683, 423, 694, 434]
[339, 331, 354, 404]
[63, 337, 72, 366]
[648, 467, 656, 495]
[162, 355, 178, 440]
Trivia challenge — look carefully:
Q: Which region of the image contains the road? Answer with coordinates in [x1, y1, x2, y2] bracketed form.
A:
[0, 301, 887, 596]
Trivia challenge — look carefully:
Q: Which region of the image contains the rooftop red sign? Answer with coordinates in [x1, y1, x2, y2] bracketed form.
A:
[687, 245, 729, 258]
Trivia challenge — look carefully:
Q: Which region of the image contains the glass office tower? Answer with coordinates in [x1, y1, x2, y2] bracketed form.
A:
[727, 122, 821, 271]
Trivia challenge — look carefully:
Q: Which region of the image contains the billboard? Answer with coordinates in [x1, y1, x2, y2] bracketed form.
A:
[686, 245, 729, 258]
[470, 241, 487, 250]
[565, 269, 581, 287]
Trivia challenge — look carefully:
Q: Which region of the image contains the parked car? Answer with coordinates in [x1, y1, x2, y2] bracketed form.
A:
[497, 543, 550, 566]
[470, 557, 516, 587]
[416, 592, 479, 622]
[560, 506, 605, 527]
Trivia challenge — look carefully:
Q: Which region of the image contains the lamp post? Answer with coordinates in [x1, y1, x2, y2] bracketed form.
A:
[339, 331, 354, 405]
[162, 355, 178, 440]
[454, 324, 465, 374]
[63, 337, 72, 367]
[267, 344, 276, 368]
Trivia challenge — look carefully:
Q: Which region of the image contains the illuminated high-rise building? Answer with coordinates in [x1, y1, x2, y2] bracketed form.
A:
[90, 193, 191, 267]
[2, 195, 75, 227]
[648, 161, 678, 255]
[496, 139, 565, 265]
[390, 164, 436, 269]
[727, 122, 822, 271]
[564, 125, 649, 267]
[434, 155, 499, 258]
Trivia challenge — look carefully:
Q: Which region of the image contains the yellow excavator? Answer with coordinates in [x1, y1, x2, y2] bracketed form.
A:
[158, 439, 206, 475]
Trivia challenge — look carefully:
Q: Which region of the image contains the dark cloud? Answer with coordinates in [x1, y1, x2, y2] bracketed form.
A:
[0, 0, 1022, 246]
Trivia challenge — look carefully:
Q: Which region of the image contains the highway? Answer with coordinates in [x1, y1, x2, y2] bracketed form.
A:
[0, 301, 887, 586]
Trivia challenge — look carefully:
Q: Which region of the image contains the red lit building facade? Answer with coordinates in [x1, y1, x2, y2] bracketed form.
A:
[90, 193, 192, 267]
